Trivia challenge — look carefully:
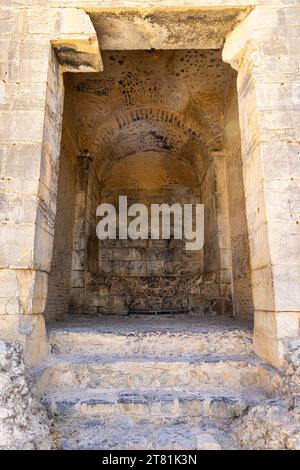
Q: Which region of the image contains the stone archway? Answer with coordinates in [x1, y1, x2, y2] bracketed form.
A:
[44, 47, 250, 323]
[0, 2, 299, 372]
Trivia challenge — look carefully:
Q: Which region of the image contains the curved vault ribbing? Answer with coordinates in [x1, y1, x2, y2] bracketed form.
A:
[90, 107, 209, 181]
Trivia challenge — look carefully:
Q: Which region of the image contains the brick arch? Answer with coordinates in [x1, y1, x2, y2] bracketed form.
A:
[90, 107, 210, 181]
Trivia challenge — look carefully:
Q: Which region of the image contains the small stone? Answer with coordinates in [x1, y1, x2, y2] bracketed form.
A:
[196, 433, 222, 450]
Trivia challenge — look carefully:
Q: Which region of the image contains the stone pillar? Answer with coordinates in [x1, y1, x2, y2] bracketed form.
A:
[211, 152, 233, 315]
[0, 4, 101, 365]
[223, 6, 300, 367]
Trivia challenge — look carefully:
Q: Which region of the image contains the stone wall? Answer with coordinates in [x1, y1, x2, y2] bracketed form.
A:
[78, 152, 206, 314]
[70, 155, 102, 313]
[0, 2, 101, 364]
[1, 0, 299, 370]
[224, 75, 254, 319]
[45, 78, 80, 322]
[65, 49, 235, 316]
[223, 4, 300, 367]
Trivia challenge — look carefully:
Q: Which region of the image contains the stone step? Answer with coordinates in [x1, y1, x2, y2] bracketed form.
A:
[48, 320, 253, 358]
[35, 354, 280, 395]
[43, 388, 265, 426]
[52, 418, 236, 450]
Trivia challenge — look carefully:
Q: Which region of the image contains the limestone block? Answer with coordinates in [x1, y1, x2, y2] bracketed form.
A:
[0, 176, 40, 199]
[0, 110, 45, 142]
[254, 310, 300, 367]
[0, 39, 19, 68]
[255, 56, 300, 83]
[272, 265, 300, 312]
[264, 179, 300, 225]
[0, 270, 20, 315]
[215, 215, 230, 241]
[0, 193, 38, 226]
[253, 326, 285, 369]
[36, 198, 56, 235]
[18, 38, 50, 62]
[51, 8, 102, 73]
[24, 9, 62, 36]
[0, 224, 35, 269]
[244, 187, 267, 235]
[0, 8, 19, 36]
[33, 226, 54, 273]
[255, 311, 300, 341]
[248, 223, 270, 270]
[0, 269, 48, 316]
[15, 270, 47, 315]
[39, 148, 60, 203]
[257, 110, 300, 143]
[223, 6, 300, 70]
[255, 82, 300, 112]
[31, 271, 49, 315]
[260, 141, 300, 180]
[267, 220, 300, 267]
[3, 144, 44, 181]
[43, 110, 64, 164]
[49, 0, 253, 6]
[0, 314, 49, 367]
[0, 82, 48, 111]
[251, 266, 275, 312]
[242, 144, 264, 194]
[6, 50, 50, 83]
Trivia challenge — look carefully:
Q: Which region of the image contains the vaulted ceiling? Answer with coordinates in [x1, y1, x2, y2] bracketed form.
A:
[69, 49, 235, 180]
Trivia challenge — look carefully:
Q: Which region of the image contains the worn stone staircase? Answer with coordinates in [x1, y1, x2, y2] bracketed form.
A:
[33, 316, 281, 450]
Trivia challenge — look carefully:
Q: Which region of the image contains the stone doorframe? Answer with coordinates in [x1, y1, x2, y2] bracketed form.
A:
[0, 2, 299, 368]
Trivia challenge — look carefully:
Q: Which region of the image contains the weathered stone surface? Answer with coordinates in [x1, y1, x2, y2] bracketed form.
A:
[0, 3, 102, 364]
[0, 340, 51, 450]
[32, 315, 290, 450]
[196, 433, 222, 450]
[0, 315, 49, 367]
[232, 340, 300, 450]
[88, 8, 248, 50]
[47, 315, 254, 357]
[51, 420, 234, 450]
[0, 3, 300, 453]
[223, 5, 300, 367]
[233, 404, 300, 450]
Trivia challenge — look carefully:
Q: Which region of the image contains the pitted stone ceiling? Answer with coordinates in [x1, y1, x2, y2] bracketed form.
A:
[88, 9, 248, 50]
[70, 49, 235, 179]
